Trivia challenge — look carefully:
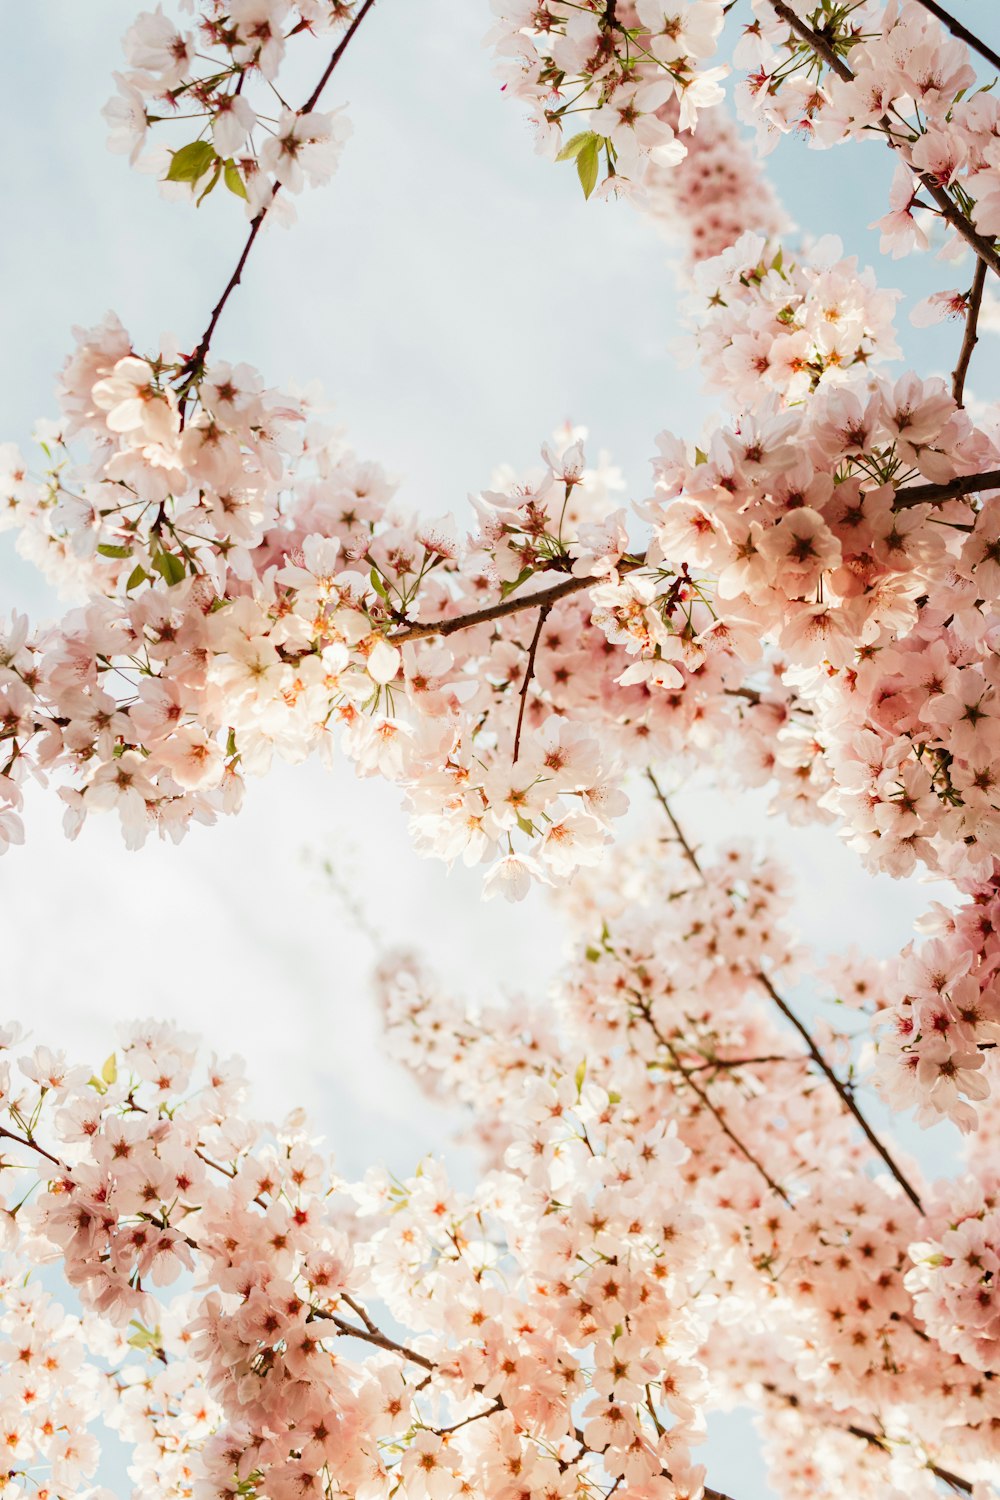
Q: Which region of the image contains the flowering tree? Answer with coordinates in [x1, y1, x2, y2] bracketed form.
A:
[3, 0, 1000, 1496]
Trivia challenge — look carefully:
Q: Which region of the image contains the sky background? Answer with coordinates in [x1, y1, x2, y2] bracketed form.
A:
[2, 3, 998, 1495]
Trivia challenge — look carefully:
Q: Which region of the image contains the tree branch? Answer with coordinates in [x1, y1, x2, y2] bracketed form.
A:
[952, 257, 988, 408]
[911, 0, 1000, 77]
[513, 604, 551, 763]
[845, 1423, 972, 1495]
[894, 468, 1000, 508]
[645, 768, 703, 874]
[0, 1122, 63, 1170]
[753, 970, 923, 1213]
[181, 0, 378, 379]
[766, 0, 1000, 278]
[645, 783, 925, 1213]
[660, 1029, 794, 1206]
[390, 558, 644, 644]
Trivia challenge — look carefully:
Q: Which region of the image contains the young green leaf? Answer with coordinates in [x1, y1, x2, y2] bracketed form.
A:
[97, 543, 132, 559]
[576, 136, 601, 200]
[165, 140, 216, 184]
[556, 131, 595, 162]
[196, 160, 223, 206]
[223, 160, 248, 200]
[152, 551, 186, 586]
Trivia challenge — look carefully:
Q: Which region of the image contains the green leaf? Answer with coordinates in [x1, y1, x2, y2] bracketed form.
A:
[125, 564, 148, 592]
[585, 945, 601, 962]
[97, 542, 132, 559]
[196, 160, 223, 206]
[101, 1053, 117, 1086]
[694, 447, 708, 465]
[500, 565, 536, 600]
[576, 136, 600, 200]
[556, 130, 594, 162]
[152, 551, 186, 586]
[165, 140, 217, 184]
[369, 567, 389, 600]
[224, 160, 248, 200]
[574, 1059, 587, 1096]
[88, 1074, 108, 1096]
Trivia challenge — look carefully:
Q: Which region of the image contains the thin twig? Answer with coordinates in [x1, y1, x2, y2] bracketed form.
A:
[645, 768, 703, 873]
[767, 0, 1000, 278]
[911, 0, 1000, 76]
[0, 1123, 63, 1169]
[952, 258, 988, 407]
[762, 1385, 974, 1495]
[633, 988, 793, 1205]
[644, 783, 925, 1213]
[845, 1423, 972, 1495]
[513, 605, 551, 763]
[753, 970, 923, 1213]
[180, 0, 378, 379]
[662, 1032, 794, 1206]
[389, 464, 1000, 651]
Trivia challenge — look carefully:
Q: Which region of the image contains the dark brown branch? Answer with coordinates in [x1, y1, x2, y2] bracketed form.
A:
[330, 1313, 436, 1370]
[753, 970, 924, 1213]
[391, 558, 644, 644]
[894, 468, 1000, 508]
[513, 604, 551, 763]
[387, 458, 1000, 655]
[911, 0, 1000, 76]
[0, 1123, 63, 1169]
[767, 0, 1000, 278]
[952, 258, 988, 408]
[181, 0, 378, 378]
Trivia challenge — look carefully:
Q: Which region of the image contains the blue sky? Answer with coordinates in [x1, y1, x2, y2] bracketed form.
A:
[3, 3, 999, 1495]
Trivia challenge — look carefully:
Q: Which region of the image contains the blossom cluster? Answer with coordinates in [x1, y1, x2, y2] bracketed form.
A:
[489, 0, 727, 199]
[871, 871, 1000, 1131]
[907, 1172, 1000, 1374]
[734, 1, 1000, 267]
[642, 99, 789, 266]
[103, 0, 357, 219]
[6, 829, 1000, 1497]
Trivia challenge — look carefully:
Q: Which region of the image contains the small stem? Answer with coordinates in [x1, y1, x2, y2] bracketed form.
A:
[644, 784, 925, 1213]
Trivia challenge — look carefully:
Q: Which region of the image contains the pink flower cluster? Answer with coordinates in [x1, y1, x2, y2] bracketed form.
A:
[0, 1265, 107, 1497]
[872, 875, 1000, 1131]
[907, 1173, 1000, 1374]
[489, 0, 727, 198]
[735, 0, 1000, 265]
[104, 0, 355, 219]
[642, 101, 789, 266]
